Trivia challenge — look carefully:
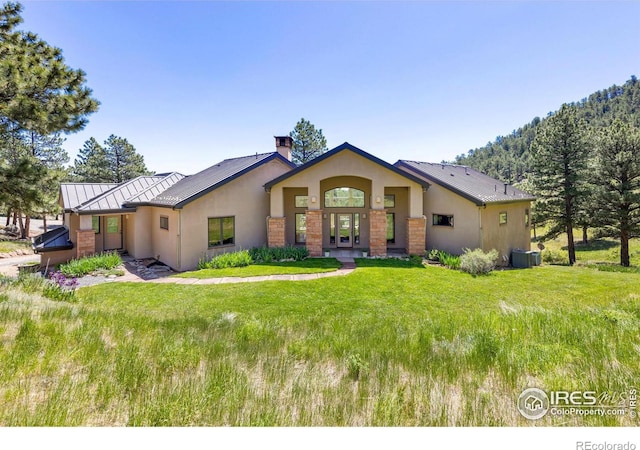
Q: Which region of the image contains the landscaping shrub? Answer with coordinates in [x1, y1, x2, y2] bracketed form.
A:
[59, 252, 122, 277]
[542, 249, 569, 265]
[437, 250, 460, 270]
[198, 250, 253, 270]
[460, 248, 499, 275]
[426, 249, 440, 262]
[249, 245, 309, 263]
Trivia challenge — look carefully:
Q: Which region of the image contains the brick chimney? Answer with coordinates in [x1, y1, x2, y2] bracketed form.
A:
[275, 136, 293, 161]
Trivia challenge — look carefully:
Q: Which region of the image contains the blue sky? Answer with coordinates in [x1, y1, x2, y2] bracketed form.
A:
[21, 1, 640, 175]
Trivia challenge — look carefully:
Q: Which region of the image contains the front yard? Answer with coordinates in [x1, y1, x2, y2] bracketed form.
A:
[0, 260, 638, 426]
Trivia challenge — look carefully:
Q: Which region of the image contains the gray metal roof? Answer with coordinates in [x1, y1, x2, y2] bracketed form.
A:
[74, 176, 164, 213]
[396, 160, 535, 205]
[147, 152, 294, 208]
[60, 183, 118, 210]
[124, 172, 185, 205]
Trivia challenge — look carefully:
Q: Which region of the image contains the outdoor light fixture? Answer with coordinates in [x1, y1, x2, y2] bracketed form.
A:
[375, 196, 381, 204]
[362, 214, 367, 219]
[311, 196, 317, 203]
[323, 213, 327, 219]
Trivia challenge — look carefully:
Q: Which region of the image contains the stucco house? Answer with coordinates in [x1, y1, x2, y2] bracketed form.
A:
[37, 137, 534, 270]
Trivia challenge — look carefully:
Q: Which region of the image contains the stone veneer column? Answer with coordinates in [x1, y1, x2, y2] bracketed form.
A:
[267, 217, 286, 248]
[76, 229, 95, 259]
[369, 209, 387, 257]
[406, 216, 427, 256]
[305, 210, 323, 257]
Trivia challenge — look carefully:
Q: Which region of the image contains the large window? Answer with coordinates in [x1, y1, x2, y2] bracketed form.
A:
[160, 216, 169, 230]
[324, 187, 365, 208]
[208, 216, 234, 247]
[91, 216, 100, 234]
[295, 213, 306, 244]
[433, 214, 454, 227]
[386, 213, 395, 244]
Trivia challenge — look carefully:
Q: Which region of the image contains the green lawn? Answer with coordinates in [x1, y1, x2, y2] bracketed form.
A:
[534, 230, 640, 266]
[1, 261, 638, 426]
[174, 258, 342, 279]
[0, 240, 31, 254]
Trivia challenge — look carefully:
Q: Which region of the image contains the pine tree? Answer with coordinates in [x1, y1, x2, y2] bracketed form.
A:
[289, 118, 328, 165]
[103, 135, 150, 183]
[0, 2, 99, 134]
[530, 105, 591, 265]
[71, 137, 111, 182]
[593, 120, 640, 266]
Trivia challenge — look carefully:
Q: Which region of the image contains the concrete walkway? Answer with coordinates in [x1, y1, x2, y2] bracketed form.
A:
[115, 257, 357, 285]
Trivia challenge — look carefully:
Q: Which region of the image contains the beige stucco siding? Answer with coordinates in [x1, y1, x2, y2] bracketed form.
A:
[480, 202, 531, 261]
[147, 207, 180, 270]
[423, 182, 481, 255]
[178, 158, 292, 271]
[129, 207, 152, 259]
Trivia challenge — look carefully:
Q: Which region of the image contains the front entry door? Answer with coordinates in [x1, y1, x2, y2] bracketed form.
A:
[337, 214, 352, 248]
[104, 215, 123, 250]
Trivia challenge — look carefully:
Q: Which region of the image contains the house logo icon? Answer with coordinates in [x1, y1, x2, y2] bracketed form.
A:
[517, 388, 549, 420]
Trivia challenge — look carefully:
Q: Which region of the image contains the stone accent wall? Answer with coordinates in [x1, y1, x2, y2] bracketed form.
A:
[406, 216, 427, 255]
[369, 209, 387, 257]
[305, 210, 323, 257]
[76, 229, 95, 259]
[267, 217, 286, 248]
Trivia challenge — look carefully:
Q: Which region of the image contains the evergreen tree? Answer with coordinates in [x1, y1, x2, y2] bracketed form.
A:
[103, 135, 150, 183]
[0, 1, 98, 236]
[71, 137, 111, 182]
[0, 2, 99, 134]
[592, 120, 640, 266]
[289, 118, 328, 165]
[530, 105, 591, 265]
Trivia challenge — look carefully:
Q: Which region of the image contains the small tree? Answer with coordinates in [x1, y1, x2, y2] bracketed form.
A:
[593, 120, 640, 267]
[289, 118, 327, 165]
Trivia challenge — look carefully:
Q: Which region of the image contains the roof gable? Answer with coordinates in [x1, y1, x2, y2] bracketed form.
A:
[147, 152, 295, 208]
[264, 142, 430, 189]
[396, 160, 535, 205]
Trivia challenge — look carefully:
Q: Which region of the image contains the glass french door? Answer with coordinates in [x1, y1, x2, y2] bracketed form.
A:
[337, 214, 352, 248]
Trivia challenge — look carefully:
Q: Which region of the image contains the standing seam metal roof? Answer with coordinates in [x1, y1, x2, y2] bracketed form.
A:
[396, 160, 535, 205]
[60, 183, 119, 210]
[147, 152, 293, 208]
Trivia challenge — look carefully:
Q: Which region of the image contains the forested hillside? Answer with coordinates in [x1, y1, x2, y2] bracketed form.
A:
[454, 76, 640, 183]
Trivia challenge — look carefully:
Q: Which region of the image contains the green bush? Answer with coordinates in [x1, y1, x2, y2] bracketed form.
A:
[248, 245, 309, 263]
[198, 250, 253, 270]
[542, 249, 569, 265]
[426, 249, 440, 262]
[460, 248, 499, 275]
[59, 252, 122, 277]
[438, 250, 460, 270]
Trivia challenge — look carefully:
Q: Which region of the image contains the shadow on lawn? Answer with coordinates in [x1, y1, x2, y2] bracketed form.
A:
[562, 239, 619, 252]
[354, 257, 425, 269]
